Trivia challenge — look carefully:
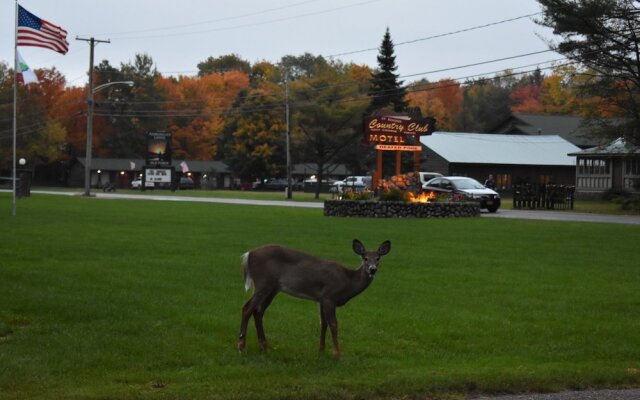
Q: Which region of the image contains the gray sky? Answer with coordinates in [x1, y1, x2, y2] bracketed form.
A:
[3, 0, 561, 87]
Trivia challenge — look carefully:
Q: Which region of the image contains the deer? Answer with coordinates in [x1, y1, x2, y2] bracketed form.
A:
[237, 239, 391, 359]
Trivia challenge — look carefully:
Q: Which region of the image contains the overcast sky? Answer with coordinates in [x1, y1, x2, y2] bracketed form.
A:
[2, 0, 562, 87]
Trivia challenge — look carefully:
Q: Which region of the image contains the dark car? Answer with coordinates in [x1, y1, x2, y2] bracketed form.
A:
[422, 176, 501, 212]
[254, 178, 288, 191]
[178, 176, 194, 190]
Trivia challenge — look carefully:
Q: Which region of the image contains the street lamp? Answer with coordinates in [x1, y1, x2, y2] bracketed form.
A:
[83, 80, 133, 197]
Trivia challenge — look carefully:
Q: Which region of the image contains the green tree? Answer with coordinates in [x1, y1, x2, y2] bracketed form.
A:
[96, 54, 168, 158]
[457, 78, 511, 132]
[279, 53, 328, 79]
[368, 28, 408, 113]
[536, 0, 640, 143]
[220, 63, 286, 182]
[291, 60, 369, 198]
[197, 54, 251, 76]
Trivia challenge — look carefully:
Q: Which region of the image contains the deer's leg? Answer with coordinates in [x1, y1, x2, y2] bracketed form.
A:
[238, 297, 255, 352]
[321, 302, 340, 359]
[253, 290, 277, 352]
[319, 304, 328, 353]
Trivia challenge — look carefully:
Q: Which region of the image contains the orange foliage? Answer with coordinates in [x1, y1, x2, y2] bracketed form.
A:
[510, 84, 542, 113]
[49, 86, 86, 157]
[407, 78, 461, 131]
[156, 71, 250, 159]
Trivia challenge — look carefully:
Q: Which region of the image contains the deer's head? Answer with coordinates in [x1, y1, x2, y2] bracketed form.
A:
[353, 239, 391, 278]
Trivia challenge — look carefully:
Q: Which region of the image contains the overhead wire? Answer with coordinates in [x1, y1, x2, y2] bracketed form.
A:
[104, 0, 383, 40]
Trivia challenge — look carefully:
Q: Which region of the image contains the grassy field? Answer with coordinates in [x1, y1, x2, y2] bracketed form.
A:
[1, 193, 639, 399]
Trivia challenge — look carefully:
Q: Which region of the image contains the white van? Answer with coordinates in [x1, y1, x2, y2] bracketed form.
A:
[418, 172, 443, 186]
[331, 176, 372, 193]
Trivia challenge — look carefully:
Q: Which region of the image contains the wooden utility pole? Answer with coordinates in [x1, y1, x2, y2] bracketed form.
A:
[76, 36, 110, 197]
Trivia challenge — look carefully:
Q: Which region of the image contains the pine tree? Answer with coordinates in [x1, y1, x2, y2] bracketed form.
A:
[368, 28, 408, 114]
[537, 0, 640, 144]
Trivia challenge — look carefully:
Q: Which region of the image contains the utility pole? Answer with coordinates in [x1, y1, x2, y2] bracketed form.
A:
[76, 36, 110, 197]
[285, 72, 292, 199]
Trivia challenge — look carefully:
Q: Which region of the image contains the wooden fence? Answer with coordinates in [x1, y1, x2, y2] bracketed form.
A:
[512, 184, 575, 210]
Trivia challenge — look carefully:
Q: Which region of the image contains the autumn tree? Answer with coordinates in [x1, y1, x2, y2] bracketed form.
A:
[509, 69, 544, 114]
[50, 86, 86, 158]
[407, 78, 462, 131]
[156, 70, 249, 159]
[537, 0, 640, 143]
[0, 67, 68, 168]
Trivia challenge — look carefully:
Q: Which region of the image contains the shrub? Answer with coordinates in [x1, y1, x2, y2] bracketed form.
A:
[378, 188, 409, 202]
[342, 189, 374, 201]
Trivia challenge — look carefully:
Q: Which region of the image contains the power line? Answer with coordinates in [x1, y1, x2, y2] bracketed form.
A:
[329, 12, 542, 58]
[106, 0, 383, 40]
[88, 0, 324, 37]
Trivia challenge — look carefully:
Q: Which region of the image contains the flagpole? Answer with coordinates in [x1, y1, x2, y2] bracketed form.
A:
[12, 0, 18, 216]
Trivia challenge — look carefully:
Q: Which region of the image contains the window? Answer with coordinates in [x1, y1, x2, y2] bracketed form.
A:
[494, 174, 511, 190]
[578, 158, 610, 176]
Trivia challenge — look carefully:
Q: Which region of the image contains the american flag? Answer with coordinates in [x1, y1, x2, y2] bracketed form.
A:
[17, 5, 69, 55]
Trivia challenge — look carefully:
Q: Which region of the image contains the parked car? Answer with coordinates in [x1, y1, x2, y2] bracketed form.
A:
[178, 176, 194, 190]
[131, 179, 154, 189]
[422, 176, 501, 212]
[253, 178, 288, 191]
[331, 176, 372, 193]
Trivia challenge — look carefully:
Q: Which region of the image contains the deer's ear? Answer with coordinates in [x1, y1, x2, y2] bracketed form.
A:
[352, 239, 365, 256]
[378, 240, 391, 256]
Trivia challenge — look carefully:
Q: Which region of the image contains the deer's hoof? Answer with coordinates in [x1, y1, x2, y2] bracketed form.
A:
[237, 340, 246, 353]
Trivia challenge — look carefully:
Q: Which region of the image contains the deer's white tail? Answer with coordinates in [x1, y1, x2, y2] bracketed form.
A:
[241, 251, 253, 292]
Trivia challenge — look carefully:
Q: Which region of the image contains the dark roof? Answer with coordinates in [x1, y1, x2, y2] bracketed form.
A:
[76, 158, 144, 171]
[568, 138, 640, 157]
[491, 113, 602, 149]
[76, 158, 229, 173]
[292, 163, 348, 176]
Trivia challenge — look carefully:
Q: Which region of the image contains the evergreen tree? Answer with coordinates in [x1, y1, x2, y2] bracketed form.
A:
[368, 28, 408, 113]
[536, 0, 640, 144]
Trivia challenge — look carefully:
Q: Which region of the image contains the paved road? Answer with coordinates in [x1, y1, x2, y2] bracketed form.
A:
[481, 208, 640, 225]
[19, 190, 640, 225]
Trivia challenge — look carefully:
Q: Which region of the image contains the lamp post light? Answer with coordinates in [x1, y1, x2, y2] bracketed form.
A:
[83, 80, 133, 197]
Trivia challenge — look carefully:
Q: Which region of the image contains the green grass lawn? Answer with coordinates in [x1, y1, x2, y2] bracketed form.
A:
[1, 193, 639, 399]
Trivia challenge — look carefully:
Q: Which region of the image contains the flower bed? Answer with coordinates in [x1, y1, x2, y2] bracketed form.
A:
[324, 200, 480, 218]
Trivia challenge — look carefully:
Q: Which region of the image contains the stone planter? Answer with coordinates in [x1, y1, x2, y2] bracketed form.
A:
[324, 200, 480, 218]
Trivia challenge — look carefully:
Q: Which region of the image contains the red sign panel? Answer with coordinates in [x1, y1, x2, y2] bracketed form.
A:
[363, 115, 435, 146]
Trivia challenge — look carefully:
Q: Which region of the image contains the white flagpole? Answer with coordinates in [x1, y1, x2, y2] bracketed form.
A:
[12, 0, 18, 216]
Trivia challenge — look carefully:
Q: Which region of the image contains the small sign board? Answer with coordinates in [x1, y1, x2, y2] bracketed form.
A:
[146, 132, 172, 166]
[145, 168, 173, 184]
[375, 144, 422, 151]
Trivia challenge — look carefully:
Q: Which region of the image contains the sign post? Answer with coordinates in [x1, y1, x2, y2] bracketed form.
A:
[145, 132, 173, 191]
